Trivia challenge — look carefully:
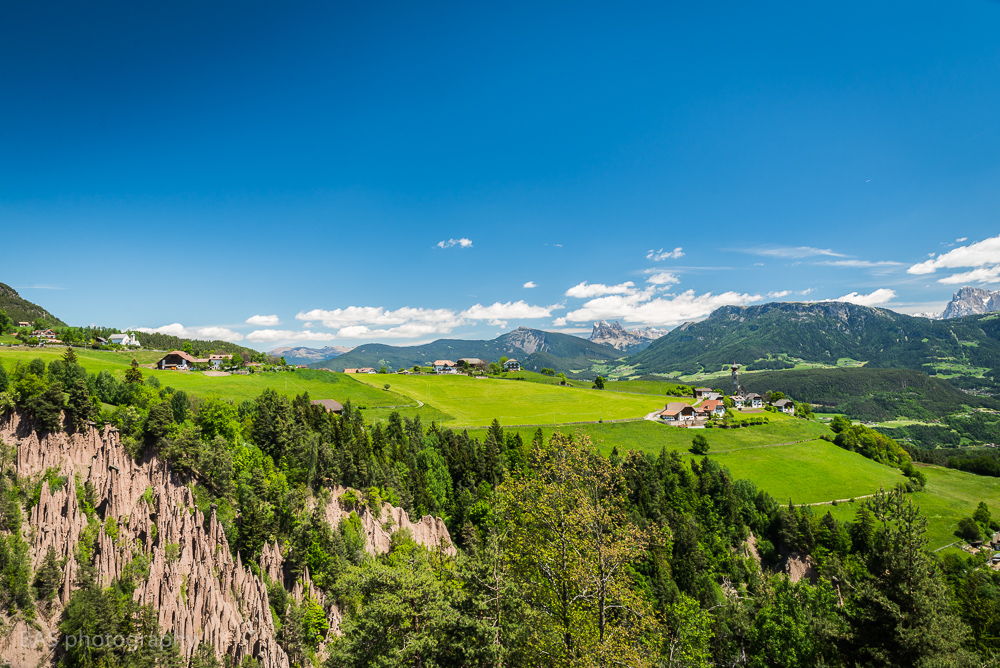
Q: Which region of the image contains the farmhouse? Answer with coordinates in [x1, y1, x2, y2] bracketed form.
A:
[434, 360, 457, 374]
[311, 399, 344, 414]
[694, 387, 713, 399]
[699, 399, 726, 418]
[458, 357, 488, 371]
[357, 367, 376, 374]
[109, 333, 140, 347]
[503, 359, 521, 372]
[660, 402, 698, 423]
[16, 321, 30, 328]
[32, 329, 57, 340]
[745, 393, 764, 408]
[773, 398, 795, 414]
[208, 354, 233, 369]
[157, 351, 206, 370]
[731, 395, 745, 408]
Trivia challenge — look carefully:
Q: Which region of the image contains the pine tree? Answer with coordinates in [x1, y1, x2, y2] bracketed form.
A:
[34, 545, 62, 608]
[124, 357, 143, 384]
[846, 488, 976, 667]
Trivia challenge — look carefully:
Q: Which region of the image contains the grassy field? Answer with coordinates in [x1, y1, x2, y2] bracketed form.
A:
[824, 464, 1000, 551]
[351, 373, 675, 427]
[0, 348, 412, 409]
[475, 412, 829, 453]
[0, 346, 165, 372]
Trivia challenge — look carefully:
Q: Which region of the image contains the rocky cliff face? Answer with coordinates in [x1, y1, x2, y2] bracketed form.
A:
[589, 320, 667, 351]
[0, 411, 455, 668]
[503, 327, 549, 355]
[942, 286, 1000, 319]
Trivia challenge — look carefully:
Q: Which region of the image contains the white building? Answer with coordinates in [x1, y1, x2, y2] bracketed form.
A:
[109, 333, 140, 347]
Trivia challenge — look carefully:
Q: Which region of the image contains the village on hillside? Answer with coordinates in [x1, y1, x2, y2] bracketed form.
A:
[657, 363, 798, 427]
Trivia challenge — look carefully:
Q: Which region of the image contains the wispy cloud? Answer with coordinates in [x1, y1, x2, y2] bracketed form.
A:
[832, 289, 897, 306]
[14, 285, 66, 290]
[436, 238, 473, 249]
[818, 259, 903, 268]
[768, 290, 792, 298]
[646, 272, 680, 286]
[565, 281, 636, 298]
[646, 247, 684, 261]
[134, 323, 244, 342]
[742, 246, 848, 259]
[245, 314, 281, 326]
[246, 329, 337, 343]
[523, 281, 537, 288]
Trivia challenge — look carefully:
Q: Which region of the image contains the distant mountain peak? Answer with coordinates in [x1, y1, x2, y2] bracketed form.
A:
[589, 320, 667, 352]
[941, 286, 1000, 319]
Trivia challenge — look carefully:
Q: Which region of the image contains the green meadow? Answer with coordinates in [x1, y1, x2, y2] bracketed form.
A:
[351, 373, 675, 427]
[824, 465, 1000, 551]
[0, 347, 408, 408]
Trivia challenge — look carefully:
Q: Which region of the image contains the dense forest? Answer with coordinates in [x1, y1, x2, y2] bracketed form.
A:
[1, 348, 1000, 667]
[740, 367, 1000, 422]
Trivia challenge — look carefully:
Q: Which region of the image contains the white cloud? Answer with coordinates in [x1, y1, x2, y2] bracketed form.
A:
[562, 289, 763, 328]
[245, 314, 281, 326]
[436, 238, 473, 249]
[819, 260, 903, 268]
[908, 235, 1000, 274]
[245, 329, 337, 343]
[565, 281, 635, 298]
[768, 290, 792, 298]
[646, 272, 680, 286]
[936, 265, 1000, 285]
[134, 323, 245, 342]
[956, 237, 968, 242]
[551, 317, 568, 327]
[523, 281, 537, 288]
[460, 301, 556, 329]
[646, 247, 684, 261]
[833, 289, 897, 306]
[745, 246, 847, 259]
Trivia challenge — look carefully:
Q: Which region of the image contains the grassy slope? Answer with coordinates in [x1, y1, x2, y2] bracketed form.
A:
[0, 348, 409, 408]
[351, 373, 675, 427]
[825, 465, 1000, 550]
[0, 347, 165, 371]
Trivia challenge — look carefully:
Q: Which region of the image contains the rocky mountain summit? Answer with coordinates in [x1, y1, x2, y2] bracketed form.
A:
[941, 286, 1000, 319]
[588, 320, 668, 352]
[0, 411, 453, 668]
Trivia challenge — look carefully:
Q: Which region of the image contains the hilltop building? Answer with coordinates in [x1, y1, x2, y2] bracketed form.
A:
[503, 359, 521, 372]
[109, 332, 141, 347]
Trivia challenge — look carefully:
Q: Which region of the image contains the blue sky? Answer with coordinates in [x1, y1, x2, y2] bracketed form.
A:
[3, 1, 1000, 350]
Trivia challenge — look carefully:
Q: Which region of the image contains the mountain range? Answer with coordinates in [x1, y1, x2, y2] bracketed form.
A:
[268, 345, 354, 365]
[0, 282, 65, 326]
[309, 326, 623, 374]
[942, 286, 1000, 319]
[588, 320, 669, 351]
[626, 301, 1000, 379]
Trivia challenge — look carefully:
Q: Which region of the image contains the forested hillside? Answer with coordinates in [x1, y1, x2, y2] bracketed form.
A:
[628, 301, 1000, 379]
[741, 367, 1000, 421]
[312, 326, 622, 373]
[0, 282, 65, 326]
[131, 331, 260, 359]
